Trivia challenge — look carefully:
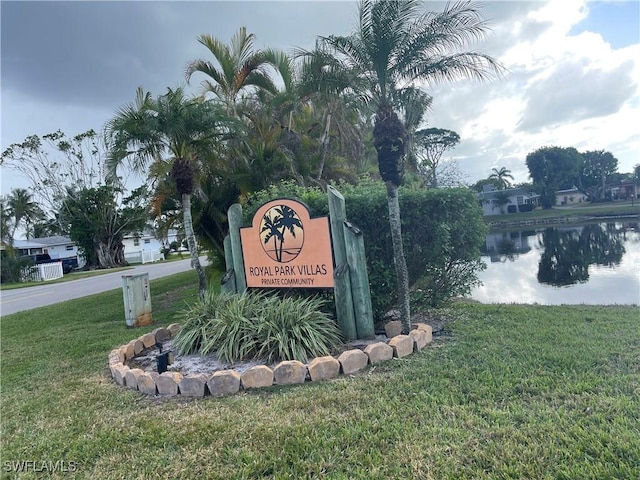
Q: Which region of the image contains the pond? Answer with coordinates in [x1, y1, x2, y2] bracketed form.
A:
[470, 221, 640, 305]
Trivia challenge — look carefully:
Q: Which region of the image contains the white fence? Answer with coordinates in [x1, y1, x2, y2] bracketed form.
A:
[142, 250, 163, 264]
[124, 250, 163, 265]
[21, 262, 64, 282]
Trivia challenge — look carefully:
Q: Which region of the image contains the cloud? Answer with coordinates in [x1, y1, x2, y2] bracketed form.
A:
[1, 1, 356, 110]
[423, 0, 640, 184]
[1, 0, 638, 196]
[517, 58, 637, 132]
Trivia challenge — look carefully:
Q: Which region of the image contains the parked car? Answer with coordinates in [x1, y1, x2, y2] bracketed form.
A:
[20, 254, 78, 274]
[60, 257, 79, 274]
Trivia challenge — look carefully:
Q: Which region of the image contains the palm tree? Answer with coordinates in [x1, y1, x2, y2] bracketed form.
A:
[489, 167, 514, 190]
[296, 45, 367, 184]
[320, 0, 502, 334]
[6, 188, 45, 241]
[185, 27, 282, 116]
[274, 205, 303, 261]
[106, 87, 232, 297]
[0, 197, 12, 245]
[261, 213, 283, 262]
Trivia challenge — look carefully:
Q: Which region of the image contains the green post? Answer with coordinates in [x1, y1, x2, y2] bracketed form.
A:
[220, 235, 236, 294]
[343, 220, 375, 339]
[327, 186, 347, 265]
[334, 264, 357, 341]
[328, 186, 357, 340]
[227, 203, 247, 293]
[223, 234, 233, 271]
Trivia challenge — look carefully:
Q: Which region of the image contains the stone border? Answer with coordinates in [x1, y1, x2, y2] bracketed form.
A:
[108, 321, 433, 398]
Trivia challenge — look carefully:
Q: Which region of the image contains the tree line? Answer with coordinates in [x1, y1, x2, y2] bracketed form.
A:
[471, 147, 638, 209]
[2, 1, 504, 329]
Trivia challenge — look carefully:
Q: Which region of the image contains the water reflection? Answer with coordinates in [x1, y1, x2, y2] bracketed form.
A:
[473, 222, 640, 305]
[537, 224, 625, 286]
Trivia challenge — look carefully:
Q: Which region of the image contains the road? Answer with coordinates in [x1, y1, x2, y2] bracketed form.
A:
[0, 258, 204, 316]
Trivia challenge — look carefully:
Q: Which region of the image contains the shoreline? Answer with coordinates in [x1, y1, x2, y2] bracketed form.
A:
[487, 212, 639, 229]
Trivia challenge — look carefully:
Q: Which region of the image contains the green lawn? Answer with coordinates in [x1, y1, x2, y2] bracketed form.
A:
[0, 266, 135, 290]
[0, 253, 191, 290]
[1, 271, 638, 479]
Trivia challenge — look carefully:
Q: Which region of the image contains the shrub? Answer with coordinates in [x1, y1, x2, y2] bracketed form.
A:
[173, 290, 342, 363]
[254, 294, 342, 363]
[0, 252, 34, 284]
[518, 204, 534, 213]
[171, 289, 234, 355]
[244, 178, 487, 316]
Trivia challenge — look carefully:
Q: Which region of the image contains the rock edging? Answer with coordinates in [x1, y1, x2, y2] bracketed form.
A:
[108, 321, 433, 398]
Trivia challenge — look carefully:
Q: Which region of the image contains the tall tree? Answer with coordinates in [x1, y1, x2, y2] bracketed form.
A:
[283, 44, 368, 185]
[61, 185, 148, 269]
[526, 146, 582, 208]
[488, 166, 514, 190]
[107, 87, 232, 297]
[414, 128, 460, 187]
[319, 0, 501, 333]
[1, 129, 114, 235]
[579, 150, 618, 200]
[31, 218, 65, 239]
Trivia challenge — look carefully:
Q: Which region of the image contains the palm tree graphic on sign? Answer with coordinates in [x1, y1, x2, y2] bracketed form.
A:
[259, 205, 304, 262]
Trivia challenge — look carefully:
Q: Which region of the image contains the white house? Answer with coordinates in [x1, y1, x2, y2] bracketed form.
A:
[555, 188, 588, 206]
[14, 236, 85, 267]
[121, 228, 184, 264]
[122, 229, 164, 264]
[478, 185, 540, 216]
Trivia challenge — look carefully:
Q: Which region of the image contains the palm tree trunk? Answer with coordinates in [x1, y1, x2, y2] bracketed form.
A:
[316, 110, 332, 181]
[182, 193, 208, 298]
[385, 182, 411, 334]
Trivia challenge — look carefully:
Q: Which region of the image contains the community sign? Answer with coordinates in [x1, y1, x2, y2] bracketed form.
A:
[240, 199, 334, 288]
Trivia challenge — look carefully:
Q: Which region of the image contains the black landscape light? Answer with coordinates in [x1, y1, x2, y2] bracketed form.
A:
[155, 341, 173, 374]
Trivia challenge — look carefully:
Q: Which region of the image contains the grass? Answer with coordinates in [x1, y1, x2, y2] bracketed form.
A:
[0, 267, 135, 290]
[1, 271, 639, 479]
[0, 252, 193, 290]
[486, 199, 640, 225]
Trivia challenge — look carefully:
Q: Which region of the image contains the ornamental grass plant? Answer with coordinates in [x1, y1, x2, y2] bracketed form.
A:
[172, 289, 342, 363]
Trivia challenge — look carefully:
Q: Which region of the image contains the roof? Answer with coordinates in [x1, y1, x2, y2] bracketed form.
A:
[478, 187, 538, 201]
[31, 235, 75, 246]
[13, 239, 47, 249]
[13, 236, 74, 249]
[555, 188, 584, 195]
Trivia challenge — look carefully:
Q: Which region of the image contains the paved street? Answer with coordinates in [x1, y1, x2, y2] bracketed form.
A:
[0, 258, 204, 316]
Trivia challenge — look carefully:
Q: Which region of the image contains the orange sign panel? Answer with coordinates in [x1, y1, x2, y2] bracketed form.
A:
[241, 199, 334, 288]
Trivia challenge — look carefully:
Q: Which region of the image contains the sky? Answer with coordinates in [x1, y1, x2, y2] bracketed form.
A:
[2, 0, 639, 199]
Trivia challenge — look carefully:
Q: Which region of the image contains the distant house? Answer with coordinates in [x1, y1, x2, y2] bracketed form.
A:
[14, 236, 84, 266]
[555, 188, 588, 206]
[122, 229, 181, 264]
[613, 180, 639, 200]
[122, 230, 163, 264]
[478, 185, 539, 216]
